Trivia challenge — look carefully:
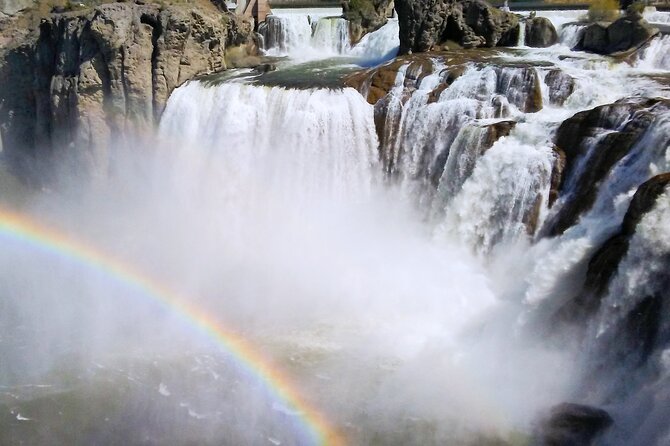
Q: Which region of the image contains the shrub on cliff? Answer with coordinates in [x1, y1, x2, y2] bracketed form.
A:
[587, 0, 621, 22]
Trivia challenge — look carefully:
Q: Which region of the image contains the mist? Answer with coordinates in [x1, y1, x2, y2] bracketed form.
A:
[0, 81, 580, 445]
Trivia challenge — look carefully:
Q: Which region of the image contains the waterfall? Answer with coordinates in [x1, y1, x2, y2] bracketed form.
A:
[311, 17, 351, 53]
[558, 24, 585, 48]
[258, 13, 315, 55]
[259, 9, 399, 63]
[349, 19, 400, 64]
[636, 35, 670, 70]
[159, 81, 379, 206]
[4, 5, 670, 445]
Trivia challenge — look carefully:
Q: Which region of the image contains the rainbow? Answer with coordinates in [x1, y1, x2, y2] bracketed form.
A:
[0, 207, 344, 446]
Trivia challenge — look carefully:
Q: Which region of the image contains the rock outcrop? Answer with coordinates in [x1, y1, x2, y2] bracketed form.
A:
[394, 0, 519, 54]
[545, 97, 670, 236]
[544, 69, 574, 106]
[577, 13, 659, 55]
[0, 0, 32, 16]
[525, 16, 558, 48]
[344, 0, 394, 44]
[559, 173, 670, 322]
[537, 403, 613, 446]
[0, 1, 256, 183]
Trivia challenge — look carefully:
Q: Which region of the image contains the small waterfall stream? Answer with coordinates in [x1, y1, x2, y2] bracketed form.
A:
[259, 8, 399, 62]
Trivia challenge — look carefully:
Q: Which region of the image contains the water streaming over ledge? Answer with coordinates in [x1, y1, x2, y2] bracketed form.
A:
[259, 8, 400, 63]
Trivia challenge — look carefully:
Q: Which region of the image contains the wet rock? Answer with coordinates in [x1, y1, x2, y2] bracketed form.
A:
[558, 173, 670, 321]
[548, 146, 565, 207]
[481, 119, 515, 148]
[544, 69, 574, 106]
[343, 0, 393, 44]
[525, 16, 558, 48]
[394, 0, 519, 54]
[577, 14, 659, 55]
[0, 0, 32, 16]
[538, 403, 613, 446]
[347, 51, 543, 114]
[0, 2, 256, 183]
[547, 97, 669, 236]
[253, 63, 276, 73]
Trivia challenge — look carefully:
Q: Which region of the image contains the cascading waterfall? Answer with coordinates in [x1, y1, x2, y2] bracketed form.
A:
[259, 9, 399, 62]
[311, 17, 351, 54]
[159, 81, 379, 206]
[4, 5, 670, 446]
[636, 35, 670, 70]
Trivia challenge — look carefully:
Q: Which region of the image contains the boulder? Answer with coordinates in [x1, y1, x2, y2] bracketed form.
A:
[343, 0, 394, 44]
[555, 173, 670, 322]
[525, 16, 558, 47]
[538, 403, 613, 446]
[394, 0, 519, 54]
[606, 15, 658, 53]
[577, 13, 659, 55]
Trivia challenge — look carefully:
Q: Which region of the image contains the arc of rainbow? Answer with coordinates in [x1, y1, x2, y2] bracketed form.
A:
[0, 207, 344, 446]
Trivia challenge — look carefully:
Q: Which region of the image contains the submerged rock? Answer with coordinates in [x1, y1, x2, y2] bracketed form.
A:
[525, 16, 558, 48]
[538, 403, 613, 446]
[394, 0, 519, 54]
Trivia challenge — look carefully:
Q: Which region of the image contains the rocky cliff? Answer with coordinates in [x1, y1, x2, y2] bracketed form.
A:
[394, 0, 519, 54]
[0, 1, 256, 183]
[344, 0, 518, 53]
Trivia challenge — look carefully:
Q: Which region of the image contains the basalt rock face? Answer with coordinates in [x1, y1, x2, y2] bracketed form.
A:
[577, 14, 659, 55]
[344, 0, 394, 44]
[0, 2, 255, 183]
[545, 97, 670, 236]
[394, 0, 519, 54]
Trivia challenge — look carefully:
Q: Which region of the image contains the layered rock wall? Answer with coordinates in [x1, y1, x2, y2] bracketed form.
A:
[0, 2, 255, 182]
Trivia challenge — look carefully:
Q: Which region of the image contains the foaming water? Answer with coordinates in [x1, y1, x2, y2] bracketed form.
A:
[1, 7, 670, 446]
[259, 8, 399, 63]
[636, 35, 670, 70]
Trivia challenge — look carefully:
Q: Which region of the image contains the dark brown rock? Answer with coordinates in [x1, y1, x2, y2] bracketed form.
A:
[525, 16, 558, 48]
[558, 173, 670, 321]
[547, 97, 668, 236]
[544, 69, 574, 106]
[539, 403, 613, 446]
[394, 0, 519, 54]
[577, 15, 659, 55]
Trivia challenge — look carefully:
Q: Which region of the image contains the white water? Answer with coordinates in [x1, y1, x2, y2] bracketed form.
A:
[260, 8, 399, 63]
[154, 81, 577, 442]
[636, 35, 670, 70]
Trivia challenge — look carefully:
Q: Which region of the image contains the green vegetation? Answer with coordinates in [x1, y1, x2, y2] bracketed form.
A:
[626, 0, 646, 14]
[588, 0, 621, 21]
